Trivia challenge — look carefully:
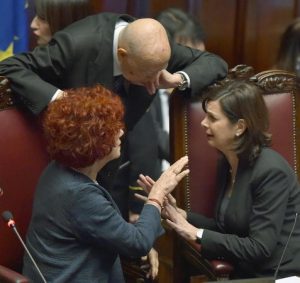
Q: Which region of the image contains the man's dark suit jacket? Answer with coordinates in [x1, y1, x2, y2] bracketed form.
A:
[187, 148, 300, 278]
[0, 12, 227, 190]
[0, 12, 227, 121]
[126, 94, 169, 216]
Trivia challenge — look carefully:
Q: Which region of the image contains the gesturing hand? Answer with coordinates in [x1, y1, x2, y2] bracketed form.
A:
[150, 155, 189, 197]
[135, 157, 189, 217]
[164, 202, 198, 241]
[137, 174, 155, 195]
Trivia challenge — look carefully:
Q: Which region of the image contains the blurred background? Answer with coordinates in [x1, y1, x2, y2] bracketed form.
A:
[2, 0, 299, 72]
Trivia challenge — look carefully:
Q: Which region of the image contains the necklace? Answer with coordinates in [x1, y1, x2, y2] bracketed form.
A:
[227, 169, 236, 197]
[229, 168, 236, 184]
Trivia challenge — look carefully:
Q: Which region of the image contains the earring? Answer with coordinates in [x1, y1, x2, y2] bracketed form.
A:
[236, 133, 240, 137]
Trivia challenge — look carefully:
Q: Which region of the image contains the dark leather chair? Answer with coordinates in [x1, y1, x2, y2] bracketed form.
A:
[0, 265, 30, 283]
[0, 77, 48, 282]
[0, 76, 154, 283]
[169, 66, 300, 282]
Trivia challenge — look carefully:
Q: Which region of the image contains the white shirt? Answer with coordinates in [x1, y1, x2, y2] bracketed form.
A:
[113, 20, 128, 76]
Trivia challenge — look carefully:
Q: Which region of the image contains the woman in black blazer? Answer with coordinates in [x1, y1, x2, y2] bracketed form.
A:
[162, 81, 300, 278]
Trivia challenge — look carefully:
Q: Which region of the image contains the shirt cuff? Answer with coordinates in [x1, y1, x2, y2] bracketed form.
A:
[51, 89, 64, 102]
[196, 228, 204, 243]
[176, 71, 191, 88]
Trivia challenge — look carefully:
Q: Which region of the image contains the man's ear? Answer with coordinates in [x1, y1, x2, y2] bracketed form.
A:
[117, 48, 128, 60]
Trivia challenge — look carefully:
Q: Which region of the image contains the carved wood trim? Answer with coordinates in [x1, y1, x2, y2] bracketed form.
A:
[0, 76, 15, 110]
[250, 69, 297, 93]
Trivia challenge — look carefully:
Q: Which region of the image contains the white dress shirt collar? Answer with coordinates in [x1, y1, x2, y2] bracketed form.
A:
[113, 19, 128, 76]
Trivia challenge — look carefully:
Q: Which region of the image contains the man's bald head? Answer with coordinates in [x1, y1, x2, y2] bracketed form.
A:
[117, 18, 171, 86]
[120, 18, 171, 64]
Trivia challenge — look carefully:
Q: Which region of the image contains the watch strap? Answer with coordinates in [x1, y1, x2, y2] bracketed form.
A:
[177, 72, 188, 91]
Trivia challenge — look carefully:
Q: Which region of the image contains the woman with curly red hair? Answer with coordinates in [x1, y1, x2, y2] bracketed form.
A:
[22, 84, 189, 283]
[43, 85, 124, 168]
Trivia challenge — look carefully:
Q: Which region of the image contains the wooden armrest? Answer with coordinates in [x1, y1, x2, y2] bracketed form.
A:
[188, 239, 202, 252]
[121, 257, 149, 282]
[211, 260, 234, 277]
[181, 238, 234, 279]
[0, 265, 30, 283]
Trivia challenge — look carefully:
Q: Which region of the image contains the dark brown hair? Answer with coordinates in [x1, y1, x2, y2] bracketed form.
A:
[34, 0, 91, 34]
[43, 85, 124, 168]
[156, 8, 205, 47]
[276, 18, 300, 72]
[202, 81, 272, 162]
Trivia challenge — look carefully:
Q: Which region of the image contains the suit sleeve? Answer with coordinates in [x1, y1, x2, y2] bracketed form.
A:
[0, 31, 76, 114]
[187, 212, 219, 230]
[201, 166, 292, 263]
[67, 184, 163, 258]
[167, 42, 228, 98]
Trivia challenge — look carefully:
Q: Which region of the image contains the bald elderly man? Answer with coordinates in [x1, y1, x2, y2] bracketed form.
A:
[0, 12, 227, 191]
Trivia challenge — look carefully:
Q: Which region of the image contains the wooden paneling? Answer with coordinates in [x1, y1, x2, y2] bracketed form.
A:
[146, 0, 299, 71]
[99, 0, 187, 17]
[147, 0, 188, 18]
[243, 0, 296, 70]
[188, 0, 297, 71]
[90, 0, 102, 13]
[100, 0, 127, 13]
[191, 0, 238, 68]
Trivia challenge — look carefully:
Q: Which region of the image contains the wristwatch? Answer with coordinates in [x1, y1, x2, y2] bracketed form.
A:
[177, 73, 188, 91]
[196, 228, 204, 243]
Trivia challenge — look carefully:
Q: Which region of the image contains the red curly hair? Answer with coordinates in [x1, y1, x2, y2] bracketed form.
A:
[43, 85, 124, 168]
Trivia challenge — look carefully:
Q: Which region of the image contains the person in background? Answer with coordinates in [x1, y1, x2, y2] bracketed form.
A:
[127, 8, 208, 222]
[0, 11, 227, 223]
[0, 0, 92, 96]
[23, 84, 189, 283]
[155, 7, 207, 171]
[156, 7, 206, 51]
[275, 18, 300, 73]
[154, 7, 207, 168]
[31, 0, 91, 45]
[157, 81, 300, 279]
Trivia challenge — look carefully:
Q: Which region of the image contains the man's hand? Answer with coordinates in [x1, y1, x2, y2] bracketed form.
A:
[158, 70, 183, 90]
[143, 70, 183, 95]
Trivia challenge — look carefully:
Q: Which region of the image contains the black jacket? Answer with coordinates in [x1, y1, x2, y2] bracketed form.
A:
[188, 148, 300, 278]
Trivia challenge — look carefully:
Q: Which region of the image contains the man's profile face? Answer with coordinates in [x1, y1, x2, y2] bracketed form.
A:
[120, 56, 166, 87]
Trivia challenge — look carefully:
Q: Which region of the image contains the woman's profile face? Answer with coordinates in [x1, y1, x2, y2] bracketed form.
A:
[30, 15, 52, 45]
[107, 129, 124, 161]
[201, 100, 238, 154]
